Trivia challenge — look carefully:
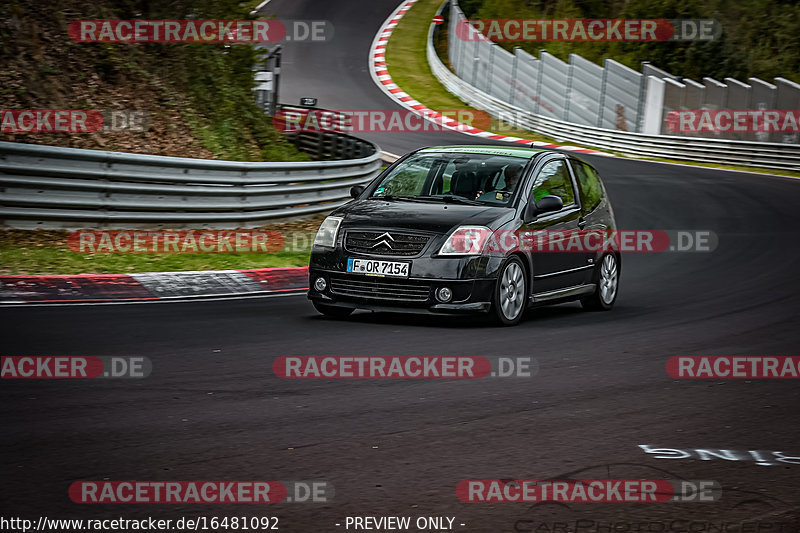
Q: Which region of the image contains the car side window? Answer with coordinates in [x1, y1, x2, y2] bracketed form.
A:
[439, 161, 456, 194]
[531, 160, 575, 206]
[573, 161, 604, 212]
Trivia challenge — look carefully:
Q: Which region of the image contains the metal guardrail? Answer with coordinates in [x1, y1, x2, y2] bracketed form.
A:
[428, 3, 800, 172]
[0, 137, 385, 230]
[277, 105, 377, 161]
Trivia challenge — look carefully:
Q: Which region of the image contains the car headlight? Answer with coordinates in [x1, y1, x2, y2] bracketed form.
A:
[313, 216, 343, 248]
[438, 225, 491, 255]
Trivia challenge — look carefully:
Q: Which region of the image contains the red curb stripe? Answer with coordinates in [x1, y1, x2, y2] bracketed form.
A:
[1, 273, 140, 279]
[23, 297, 162, 304]
[0, 267, 310, 304]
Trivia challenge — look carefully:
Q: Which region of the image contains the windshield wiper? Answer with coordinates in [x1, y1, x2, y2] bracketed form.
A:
[367, 194, 402, 201]
[416, 195, 484, 206]
[367, 194, 484, 205]
[368, 195, 431, 203]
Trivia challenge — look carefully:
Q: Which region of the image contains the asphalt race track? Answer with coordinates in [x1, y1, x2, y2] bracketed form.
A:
[2, 0, 799, 531]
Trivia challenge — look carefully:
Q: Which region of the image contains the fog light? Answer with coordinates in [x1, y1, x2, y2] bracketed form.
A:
[314, 277, 327, 291]
[436, 286, 453, 303]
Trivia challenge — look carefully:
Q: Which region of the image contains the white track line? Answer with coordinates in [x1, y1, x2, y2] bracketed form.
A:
[0, 290, 307, 308]
[250, 0, 272, 15]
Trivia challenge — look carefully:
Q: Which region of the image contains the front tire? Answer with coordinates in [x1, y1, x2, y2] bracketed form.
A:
[491, 256, 528, 326]
[581, 253, 619, 311]
[312, 301, 354, 319]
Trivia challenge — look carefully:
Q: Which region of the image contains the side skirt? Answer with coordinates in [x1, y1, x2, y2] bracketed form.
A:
[530, 284, 596, 304]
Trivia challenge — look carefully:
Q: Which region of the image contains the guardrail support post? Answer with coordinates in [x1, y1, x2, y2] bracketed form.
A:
[564, 59, 574, 122]
[535, 50, 546, 116]
[596, 58, 609, 128]
[509, 46, 520, 105]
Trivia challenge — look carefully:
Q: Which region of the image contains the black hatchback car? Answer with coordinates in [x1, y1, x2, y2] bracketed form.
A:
[307, 145, 620, 325]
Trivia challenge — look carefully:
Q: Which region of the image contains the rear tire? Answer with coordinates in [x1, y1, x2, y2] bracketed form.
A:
[581, 253, 619, 311]
[312, 301, 354, 319]
[491, 256, 528, 326]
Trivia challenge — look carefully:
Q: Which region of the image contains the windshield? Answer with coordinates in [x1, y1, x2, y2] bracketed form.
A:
[370, 152, 529, 206]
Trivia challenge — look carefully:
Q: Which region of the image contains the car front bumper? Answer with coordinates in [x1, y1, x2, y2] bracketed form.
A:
[307, 248, 504, 314]
[309, 289, 492, 314]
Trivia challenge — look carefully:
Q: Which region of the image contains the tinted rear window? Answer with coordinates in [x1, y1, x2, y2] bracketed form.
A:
[572, 161, 604, 212]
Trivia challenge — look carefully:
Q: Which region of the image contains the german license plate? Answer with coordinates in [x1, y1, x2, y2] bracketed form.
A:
[347, 258, 410, 278]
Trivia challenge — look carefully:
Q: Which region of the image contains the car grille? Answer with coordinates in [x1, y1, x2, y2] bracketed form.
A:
[344, 230, 430, 257]
[329, 274, 431, 302]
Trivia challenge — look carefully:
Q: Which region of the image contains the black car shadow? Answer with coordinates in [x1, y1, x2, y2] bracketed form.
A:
[304, 301, 591, 329]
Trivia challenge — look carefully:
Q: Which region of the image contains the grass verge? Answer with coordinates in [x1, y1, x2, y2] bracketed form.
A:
[0, 218, 325, 276]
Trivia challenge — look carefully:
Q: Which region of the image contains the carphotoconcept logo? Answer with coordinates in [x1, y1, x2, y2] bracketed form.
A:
[505, 462, 797, 532]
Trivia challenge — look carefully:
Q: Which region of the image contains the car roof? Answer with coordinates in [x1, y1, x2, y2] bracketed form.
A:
[417, 145, 547, 159]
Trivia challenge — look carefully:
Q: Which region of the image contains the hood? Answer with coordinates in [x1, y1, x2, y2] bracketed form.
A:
[333, 199, 514, 234]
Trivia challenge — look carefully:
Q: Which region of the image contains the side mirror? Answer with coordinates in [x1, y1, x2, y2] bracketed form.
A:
[536, 195, 563, 213]
[350, 185, 365, 198]
[524, 195, 563, 221]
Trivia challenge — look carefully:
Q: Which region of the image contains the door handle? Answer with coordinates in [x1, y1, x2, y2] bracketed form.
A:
[578, 217, 586, 229]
